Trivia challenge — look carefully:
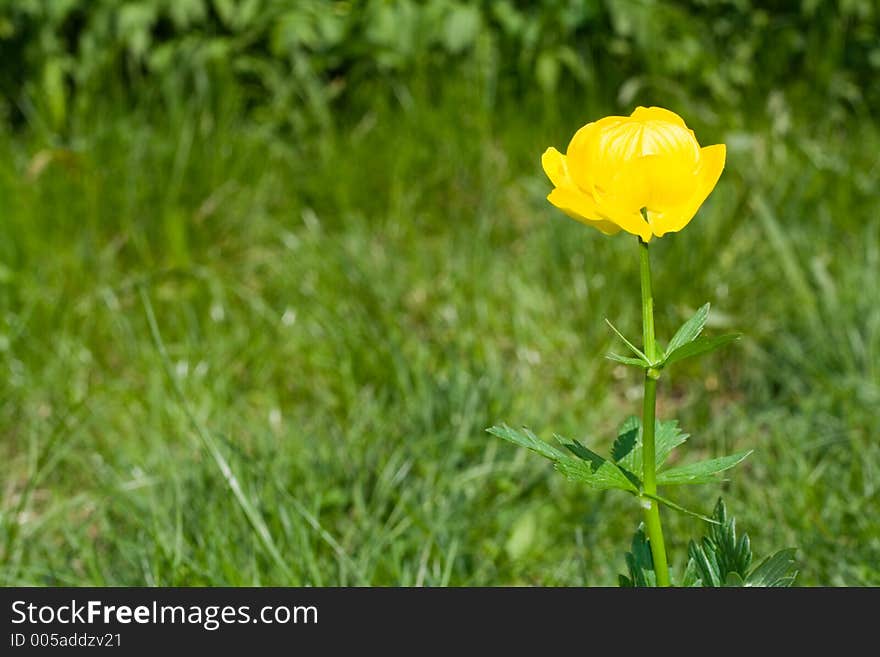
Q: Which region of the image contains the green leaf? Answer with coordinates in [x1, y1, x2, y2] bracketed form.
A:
[618, 524, 656, 587]
[612, 417, 690, 480]
[553, 434, 640, 493]
[663, 333, 742, 367]
[656, 451, 752, 486]
[686, 499, 748, 587]
[683, 499, 797, 587]
[688, 538, 722, 586]
[556, 434, 606, 468]
[605, 318, 650, 363]
[665, 302, 710, 357]
[553, 459, 639, 492]
[487, 424, 568, 462]
[655, 420, 690, 468]
[679, 558, 703, 587]
[606, 352, 649, 368]
[487, 425, 638, 493]
[704, 499, 753, 578]
[724, 571, 746, 587]
[746, 549, 799, 587]
[611, 416, 640, 462]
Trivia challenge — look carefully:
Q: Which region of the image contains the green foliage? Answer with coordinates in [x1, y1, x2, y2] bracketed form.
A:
[2, 1, 878, 135]
[612, 416, 690, 476]
[686, 500, 752, 586]
[655, 451, 752, 486]
[487, 426, 638, 493]
[610, 416, 747, 491]
[683, 500, 798, 587]
[618, 526, 655, 588]
[608, 302, 740, 369]
[622, 500, 797, 587]
[745, 550, 799, 588]
[663, 334, 742, 367]
[489, 417, 749, 522]
[486, 425, 568, 463]
[664, 303, 709, 356]
[605, 352, 649, 368]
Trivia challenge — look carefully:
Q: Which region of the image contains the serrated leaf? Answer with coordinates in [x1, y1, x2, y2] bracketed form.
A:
[606, 352, 649, 368]
[618, 524, 656, 587]
[553, 459, 639, 492]
[679, 558, 703, 587]
[557, 434, 606, 467]
[663, 333, 741, 367]
[487, 424, 568, 462]
[665, 302, 710, 357]
[686, 499, 749, 586]
[656, 451, 752, 486]
[487, 425, 639, 493]
[605, 318, 650, 362]
[554, 434, 640, 493]
[704, 499, 752, 577]
[611, 417, 640, 462]
[682, 499, 797, 587]
[746, 549, 798, 587]
[654, 420, 690, 467]
[613, 419, 644, 478]
[612, 417, 690, 479]
[688, 539, 722, 587]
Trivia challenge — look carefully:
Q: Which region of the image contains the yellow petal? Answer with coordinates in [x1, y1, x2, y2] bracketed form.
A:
[630, 106, 688, 128]
[541, 147, 571, 189]
[544, 142, 621, 234]
[566, 116, 626, 193]
[645, 151, 701, 208]
[640, 122, 700, 162]
[595, 200, 653, 241]
[547, 187, 621, 235]
[648, 143, 726, 238]
[588, 156, 654, 241]
[601, 205, 653, 241]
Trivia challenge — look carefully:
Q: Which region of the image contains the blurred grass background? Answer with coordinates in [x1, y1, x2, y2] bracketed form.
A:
[1, 0, 878, 586]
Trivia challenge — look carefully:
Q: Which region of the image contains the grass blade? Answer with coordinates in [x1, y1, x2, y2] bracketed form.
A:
[140, 285, 292, 580]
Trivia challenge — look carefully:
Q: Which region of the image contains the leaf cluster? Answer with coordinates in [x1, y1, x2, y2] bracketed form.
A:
[620, 500, 798, 587]
[607, 303, 740, 370]
[488, 419, 750, 522]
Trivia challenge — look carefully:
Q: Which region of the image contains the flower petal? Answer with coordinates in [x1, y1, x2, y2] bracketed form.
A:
[589, 156, 654, 241]
[547, 188, 621, 235]
[645, 150, 701, 208]
[566, 116, 626, 193]
[596, 201, 653, 241]
[630, 106, 688, 128]
[541, 147, 571, 189]
[648, 143, 726, 238]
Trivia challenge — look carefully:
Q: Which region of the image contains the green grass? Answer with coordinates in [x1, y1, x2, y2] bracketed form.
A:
[1, 79, 878, 586]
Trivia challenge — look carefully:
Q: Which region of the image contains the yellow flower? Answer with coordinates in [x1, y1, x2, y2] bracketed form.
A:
[541, 106, 726, 241]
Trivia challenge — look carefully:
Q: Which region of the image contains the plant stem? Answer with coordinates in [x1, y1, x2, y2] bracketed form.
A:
[638, 237, 671, 587]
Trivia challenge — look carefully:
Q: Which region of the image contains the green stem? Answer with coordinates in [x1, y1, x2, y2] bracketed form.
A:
[638, 237, 670, 587]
